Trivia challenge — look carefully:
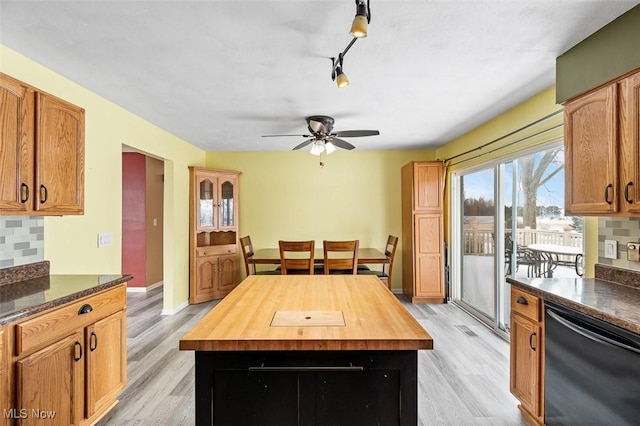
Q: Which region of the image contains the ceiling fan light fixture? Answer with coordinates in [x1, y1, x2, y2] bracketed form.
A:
[325, 141, 337, 155]
[310, 141, 325, 155]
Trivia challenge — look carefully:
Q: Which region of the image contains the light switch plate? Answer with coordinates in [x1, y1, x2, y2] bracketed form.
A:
[98, 233, 113, 248]
[604, 240, 617, 259]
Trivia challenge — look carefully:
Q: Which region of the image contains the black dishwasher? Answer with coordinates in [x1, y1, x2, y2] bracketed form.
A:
[545, 301, 640, 425]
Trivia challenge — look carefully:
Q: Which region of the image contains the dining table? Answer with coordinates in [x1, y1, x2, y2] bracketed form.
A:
[249, 247, 390, 266]
[527, 243, 583, 278]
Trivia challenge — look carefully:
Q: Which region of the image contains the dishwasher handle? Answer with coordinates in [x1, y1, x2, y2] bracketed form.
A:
[547, 308, 640, 356]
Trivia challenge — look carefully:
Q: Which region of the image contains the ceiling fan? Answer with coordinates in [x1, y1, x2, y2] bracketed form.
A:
[262, 115, 380, 155]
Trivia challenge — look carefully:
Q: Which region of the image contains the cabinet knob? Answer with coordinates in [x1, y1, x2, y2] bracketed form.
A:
[516, 296, 528, 305]
[78, 304, 93, 315]
[74, 341, 83, 361]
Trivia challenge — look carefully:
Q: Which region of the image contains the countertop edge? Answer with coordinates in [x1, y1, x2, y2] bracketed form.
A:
[0, 274, 133, 325]
[507, 277, 640, 335]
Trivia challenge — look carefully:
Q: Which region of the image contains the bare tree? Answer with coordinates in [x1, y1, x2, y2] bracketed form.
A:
[520, 148, 564, 228]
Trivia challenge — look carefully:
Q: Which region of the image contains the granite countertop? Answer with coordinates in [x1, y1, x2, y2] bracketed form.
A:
[507, 264, 640, 335]
[0, 261, 133, 325]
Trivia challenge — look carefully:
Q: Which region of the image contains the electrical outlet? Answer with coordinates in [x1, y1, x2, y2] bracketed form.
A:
[604, 240, 617, 259]
[98, 233, 113, 248]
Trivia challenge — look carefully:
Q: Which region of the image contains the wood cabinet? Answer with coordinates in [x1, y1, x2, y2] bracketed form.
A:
[0, 73, 85, 215]
[510, 287, 544, 424]
[189, 167, 241, 303]
[401, 161, 445, 303]
[7, 285, 126, 425]
[564, 68, 640, 215]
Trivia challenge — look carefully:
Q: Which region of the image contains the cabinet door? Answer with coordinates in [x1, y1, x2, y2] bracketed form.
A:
[619, 71, 640, 213]
[510, 314, 541, 418]
[218, 254, 239, 294]
[192, 256, 220, 303]
[35, 92, 85, 214]
[217, 176, 238, 230]
[414, 214, 444, 298]
[413, 162, 443, 211]
[15, 331, 84, 426]
[0, 73, 34, 213]
[85, 310, 126, 419]
[564, 84, 618, 214]
[194, 173, 218, 231]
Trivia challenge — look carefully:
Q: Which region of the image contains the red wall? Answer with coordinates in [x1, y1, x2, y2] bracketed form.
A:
[122, 153, 147, 287]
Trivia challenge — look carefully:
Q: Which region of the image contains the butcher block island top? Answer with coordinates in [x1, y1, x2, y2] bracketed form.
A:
[180, 275, 433, 352]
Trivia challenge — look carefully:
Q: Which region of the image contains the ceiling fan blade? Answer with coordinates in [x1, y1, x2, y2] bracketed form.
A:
[292, 139, 315, 150]
[262, 134, 311, 137]
[334, 130, 380, 138]
[330, 138, 356, 150]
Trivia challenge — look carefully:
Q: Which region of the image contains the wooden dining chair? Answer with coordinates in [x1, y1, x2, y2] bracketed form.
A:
[240, 235, 279, 276]
[358, 235, 398, 288]
[323, 240, 359, 275]
[279, 240, 315, 274]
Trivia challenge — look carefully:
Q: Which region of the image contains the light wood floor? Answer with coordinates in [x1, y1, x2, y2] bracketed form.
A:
[97, 287, 532, 425]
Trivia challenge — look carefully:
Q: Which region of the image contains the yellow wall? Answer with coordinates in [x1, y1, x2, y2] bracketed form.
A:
[206, 150, 434, 290]
[1, 45, 206, 311]
[435, 86, 598, 278]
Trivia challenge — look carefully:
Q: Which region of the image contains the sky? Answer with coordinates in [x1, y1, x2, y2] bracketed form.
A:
[461, 148, 565, 209]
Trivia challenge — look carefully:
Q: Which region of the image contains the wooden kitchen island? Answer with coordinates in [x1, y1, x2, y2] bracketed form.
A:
[180, 275, 433, 425]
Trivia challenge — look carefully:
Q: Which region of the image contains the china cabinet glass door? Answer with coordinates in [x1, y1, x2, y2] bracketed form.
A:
[199, 179, 215, 229]
[220, 180, 234, 227]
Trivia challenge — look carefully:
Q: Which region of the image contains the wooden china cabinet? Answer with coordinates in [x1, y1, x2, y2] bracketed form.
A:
[0, 73, 85, 215]
[189, 167, 241, 303]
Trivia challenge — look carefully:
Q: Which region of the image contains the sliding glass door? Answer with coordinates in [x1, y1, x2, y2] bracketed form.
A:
[451, 142, 574, 336]
[459, 167, 496, 322]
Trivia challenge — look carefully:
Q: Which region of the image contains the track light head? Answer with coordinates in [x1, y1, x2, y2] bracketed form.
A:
[350, 0, 370, 38]
[336, 66, 350, 88]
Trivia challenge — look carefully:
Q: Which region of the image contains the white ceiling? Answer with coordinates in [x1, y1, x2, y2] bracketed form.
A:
[1, 1, 638, 152]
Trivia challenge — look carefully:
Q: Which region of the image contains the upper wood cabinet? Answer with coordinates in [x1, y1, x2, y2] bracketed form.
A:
[0, 73, 85, 215]
[564, 68, 640, 215]
[619, 71, 640, 213]
[189, 167, 241, 304]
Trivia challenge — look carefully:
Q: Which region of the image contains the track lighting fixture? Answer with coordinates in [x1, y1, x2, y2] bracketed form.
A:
[329, 1, 371, 88]
[350, 0, 370, 38]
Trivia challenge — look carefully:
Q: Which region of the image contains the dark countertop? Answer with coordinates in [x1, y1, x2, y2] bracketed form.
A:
[507, 268, 640, 335]
[0, 272, 133, 325]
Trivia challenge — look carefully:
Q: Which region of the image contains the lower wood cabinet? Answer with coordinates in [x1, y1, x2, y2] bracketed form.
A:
[510, 287, 544, 424]
[192, 254, 239, 304]
[5, 285, 126, 425]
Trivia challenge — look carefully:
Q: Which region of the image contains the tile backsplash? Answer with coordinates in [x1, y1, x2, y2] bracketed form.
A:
[0, 216, 45, 269]
[598, 217, 640, 272]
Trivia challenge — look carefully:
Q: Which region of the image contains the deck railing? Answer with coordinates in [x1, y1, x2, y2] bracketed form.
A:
[463, 229, 583, 257]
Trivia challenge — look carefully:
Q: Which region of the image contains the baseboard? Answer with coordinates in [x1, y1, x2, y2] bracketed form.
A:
[161, 300, 189, 316]
[126, 280, 163, 293]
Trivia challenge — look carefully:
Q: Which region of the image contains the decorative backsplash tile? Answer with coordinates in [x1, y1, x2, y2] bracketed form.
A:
[598, 217, 640, 272]
[0, 216, 45, 269]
